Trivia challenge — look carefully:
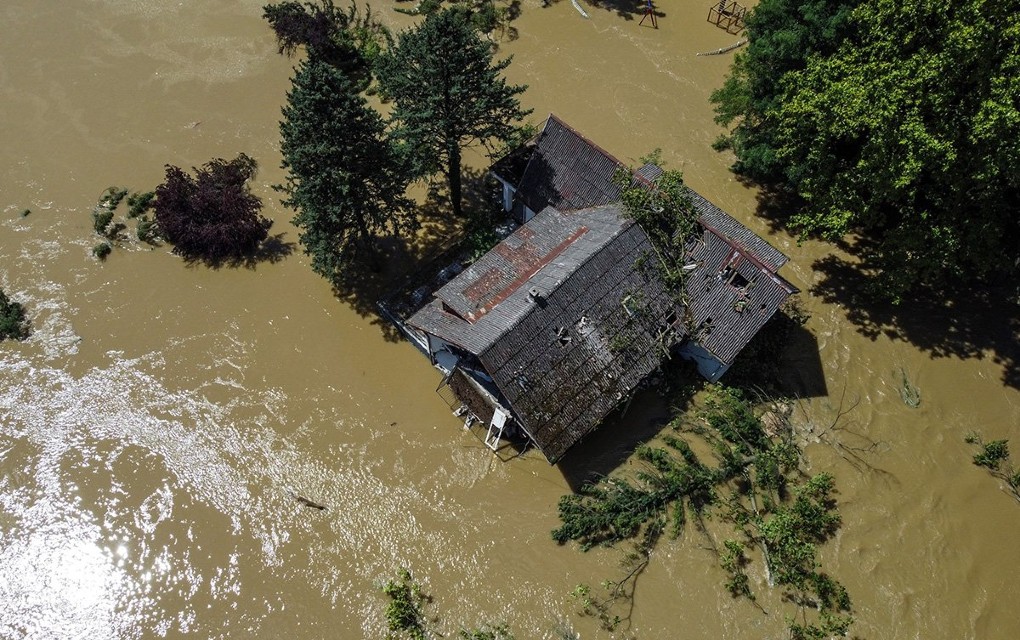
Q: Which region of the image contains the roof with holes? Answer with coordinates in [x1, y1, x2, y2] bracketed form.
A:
[408, 204, 682, 462]
[408, 115, 796, 462]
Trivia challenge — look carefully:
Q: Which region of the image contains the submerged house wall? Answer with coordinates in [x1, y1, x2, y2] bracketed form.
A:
[678, 342, 731, 382]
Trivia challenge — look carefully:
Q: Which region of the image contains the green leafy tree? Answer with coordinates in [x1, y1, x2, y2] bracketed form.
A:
[376, 6, 530, 219]
[711, 0, 860, 183]
[777, 0, 1020, 298]
[262, 0, 389, 81]
[396, 0, 521, 40]
[380, 568, 514, 639]
[382, 568, 429, 640]
[615, 161, 698, 297]
[0, 288, 30, 341]
[153, 153, 271, 262]
[278, 56, 415, 284]
[714, 0, 1020, 300]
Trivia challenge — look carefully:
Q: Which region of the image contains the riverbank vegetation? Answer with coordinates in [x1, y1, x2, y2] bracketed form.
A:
[0, 288, 30, 341]
[712, 0, 1020, 302]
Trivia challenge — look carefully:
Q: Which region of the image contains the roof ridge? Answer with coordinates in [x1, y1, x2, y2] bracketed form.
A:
[545, 113, 628, 171]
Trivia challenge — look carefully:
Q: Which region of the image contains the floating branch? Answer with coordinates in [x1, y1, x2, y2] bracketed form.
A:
[696, 38, 748, 57]
[570, 0, 590, 19]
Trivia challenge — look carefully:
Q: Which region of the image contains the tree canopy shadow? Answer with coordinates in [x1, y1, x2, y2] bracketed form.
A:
[738, 175, 1020, 390]
[333, 166, 501, 343]
[179, 232, 296, 270]
[556, 388, 676, 491]
[544, 0, 665, 22]
[810, 249, 1020, 389]
[556, 360, 704, 491]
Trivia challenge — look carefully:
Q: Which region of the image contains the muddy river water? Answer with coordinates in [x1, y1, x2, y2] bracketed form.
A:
[2, 1, 1018, 638]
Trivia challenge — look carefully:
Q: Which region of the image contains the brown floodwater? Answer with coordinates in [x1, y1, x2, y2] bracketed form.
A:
[2, 1, 1018, 638]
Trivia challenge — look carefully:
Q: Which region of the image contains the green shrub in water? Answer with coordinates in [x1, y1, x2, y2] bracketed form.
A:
[92, 241, 112, 260]
[0, 288, 30, 340]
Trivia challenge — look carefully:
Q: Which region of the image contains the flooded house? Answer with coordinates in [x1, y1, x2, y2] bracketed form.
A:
[401, 115, 797, 462]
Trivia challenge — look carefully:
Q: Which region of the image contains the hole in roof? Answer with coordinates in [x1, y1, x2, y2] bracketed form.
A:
[730, 272, 751, 290]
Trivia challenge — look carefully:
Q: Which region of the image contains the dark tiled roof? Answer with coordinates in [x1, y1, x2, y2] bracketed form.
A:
[507, 115, 625, 213]
[489, 141, 534, 188]
[407, 205, 634, 355]
[690, 191, 788, 271]
[479, 222, 682, 462]
[495, 115, 788, 272]
[408, 204, 683, 462]
[409, 115, 798, 461]
[635, 163, 664, 183]
[684, 228, 797, 364]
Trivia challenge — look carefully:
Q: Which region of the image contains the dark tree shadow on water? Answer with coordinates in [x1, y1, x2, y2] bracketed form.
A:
[742, 179, 803, 236]
[180, 232, 297, 270]
[810, 251, 1020, 390]
[332, 167, 501, 343]
[544, 0, 665, 22]
[331, 233, 427, 344]
[737, 176, 1020, 390]
[242, 233, 296, 267]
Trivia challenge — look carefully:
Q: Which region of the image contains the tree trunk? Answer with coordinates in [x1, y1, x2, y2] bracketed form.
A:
[356, 214, 383, 273]
[448, 142, 463, 219]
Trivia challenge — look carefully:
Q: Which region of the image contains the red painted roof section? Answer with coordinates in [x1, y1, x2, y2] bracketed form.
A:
[464, 226, 589, 321]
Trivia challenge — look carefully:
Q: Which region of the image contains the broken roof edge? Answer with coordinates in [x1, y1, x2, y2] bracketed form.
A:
[699, 224, 799, 296]
[490, 113, 629, 182]
[545, 113, 631, 169]
[688, 190, 790, 272]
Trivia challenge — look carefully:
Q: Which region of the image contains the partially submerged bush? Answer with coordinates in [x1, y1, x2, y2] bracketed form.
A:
[966, 431, 1020, 504]
[136, 216, 160, 244]
[154, 153, 271, 262]
[92, 241, 112, 260]
[92, 206, 114, 235]
[127, 191, 156, 218]
[382, 568, 428, 640]
[0, 288, 30, 340]
[101, 186, 130, 210]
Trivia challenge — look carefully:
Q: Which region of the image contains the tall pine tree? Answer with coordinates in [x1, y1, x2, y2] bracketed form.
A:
[278, 57, 415, 284]
[262, 0, 390, 83]
[376, 6, 530, 219]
